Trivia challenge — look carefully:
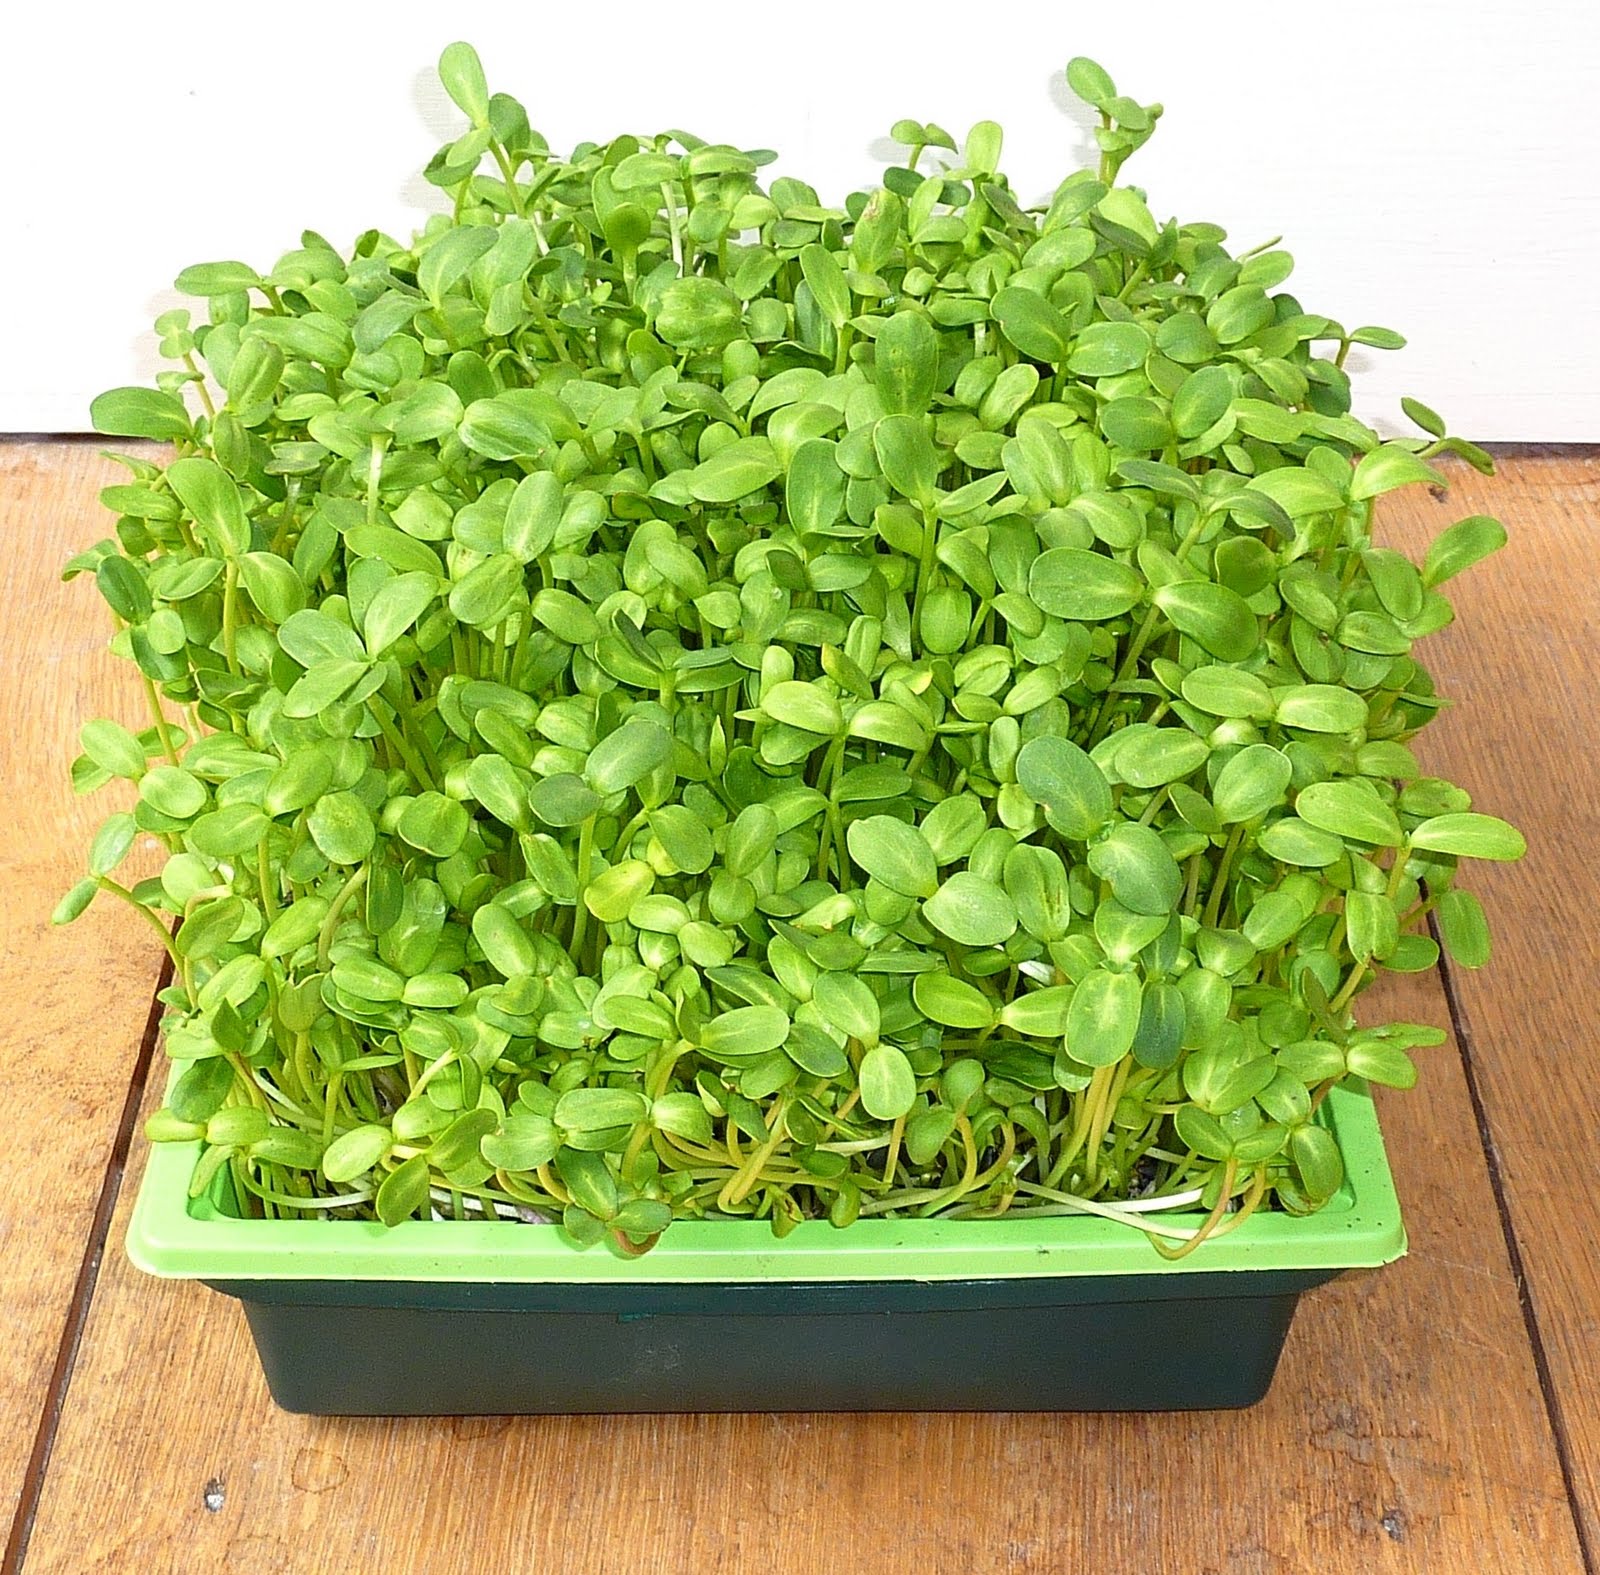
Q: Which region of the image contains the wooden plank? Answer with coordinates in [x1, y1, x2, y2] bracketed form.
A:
[16, 449, 1586, 1570]
[1378, 449, 1600, 1556]
[22, 969, 1582, 1573]
[0, 442, 173, 1537]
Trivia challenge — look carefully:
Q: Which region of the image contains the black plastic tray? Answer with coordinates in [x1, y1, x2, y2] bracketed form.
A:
[206, 1267, 1341, 1414]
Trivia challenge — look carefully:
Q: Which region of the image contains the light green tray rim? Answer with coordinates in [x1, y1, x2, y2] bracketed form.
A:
[126, 1081, 1405, 1284]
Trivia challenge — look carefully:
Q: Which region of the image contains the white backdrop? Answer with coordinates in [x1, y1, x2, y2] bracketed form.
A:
[5, 1, 1597, 438]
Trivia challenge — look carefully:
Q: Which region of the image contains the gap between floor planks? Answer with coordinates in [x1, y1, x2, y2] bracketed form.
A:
[1432, 928, 1596, 1575]
[1, 957, 170, 1575]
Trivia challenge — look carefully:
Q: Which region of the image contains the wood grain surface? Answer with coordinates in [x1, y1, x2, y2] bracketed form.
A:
[1380, 450, 1600, 1558]
[19, 974, 1581, 1575]
[0, 442, 172, 1538]
[6, 449, 1594, 1574]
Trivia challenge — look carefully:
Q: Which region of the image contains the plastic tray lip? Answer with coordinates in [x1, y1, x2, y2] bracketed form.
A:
[127, 1083, 1405, 1286]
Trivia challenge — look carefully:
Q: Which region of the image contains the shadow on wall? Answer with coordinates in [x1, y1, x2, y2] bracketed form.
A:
[396, 56, 1104, 221]
[403, 65, 457, 225]
[856, 67, 1105, 208]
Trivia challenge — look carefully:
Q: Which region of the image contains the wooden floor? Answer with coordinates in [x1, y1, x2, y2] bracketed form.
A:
[1, 443, 1595, 1575]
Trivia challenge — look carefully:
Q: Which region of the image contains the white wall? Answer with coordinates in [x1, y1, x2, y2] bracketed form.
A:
[5, 2, 1597, 439]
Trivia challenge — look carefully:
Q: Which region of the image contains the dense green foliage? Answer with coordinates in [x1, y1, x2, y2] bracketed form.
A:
[61, 45, 1521, 1254]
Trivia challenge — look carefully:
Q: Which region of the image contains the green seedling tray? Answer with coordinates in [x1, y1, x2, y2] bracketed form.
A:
[127, 1083, 1403, 1414]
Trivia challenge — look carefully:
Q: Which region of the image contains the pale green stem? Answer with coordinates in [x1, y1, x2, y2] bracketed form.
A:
[317, 866, 370, 971]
